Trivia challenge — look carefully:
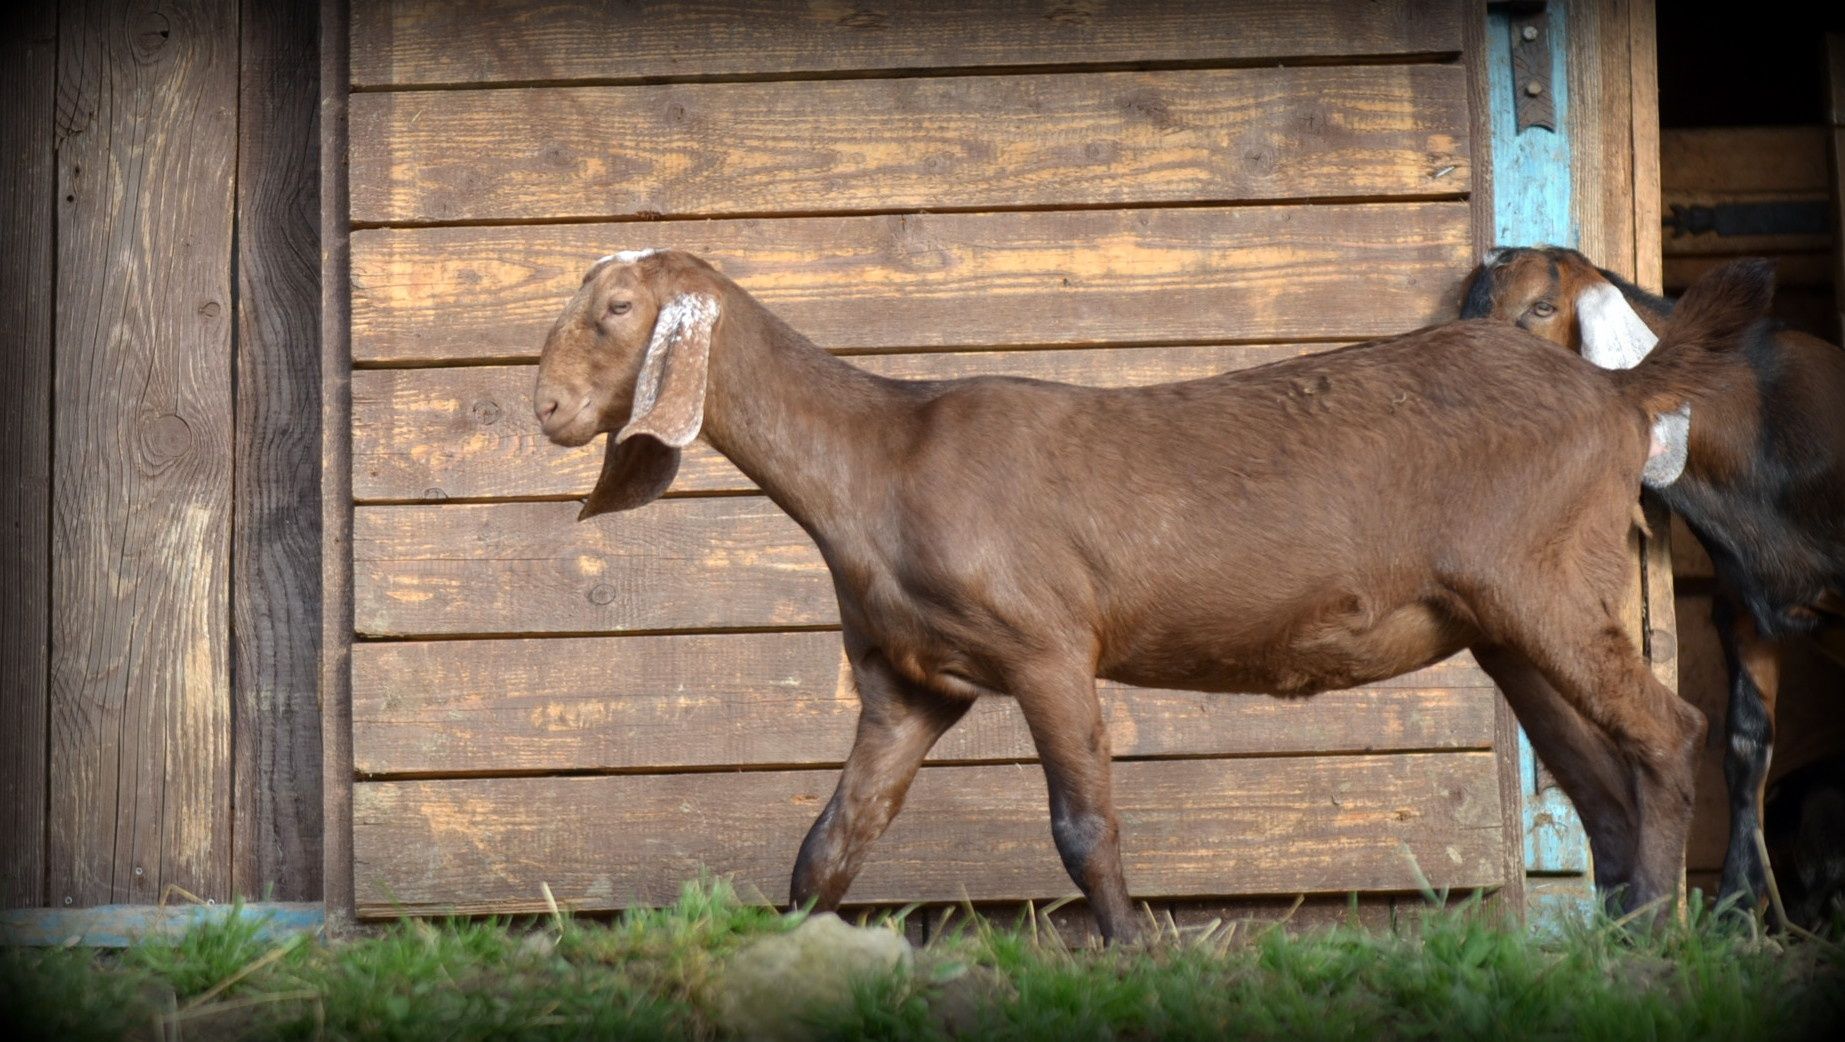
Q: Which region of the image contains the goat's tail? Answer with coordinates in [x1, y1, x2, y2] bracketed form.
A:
[1610, 258, 1774, 414]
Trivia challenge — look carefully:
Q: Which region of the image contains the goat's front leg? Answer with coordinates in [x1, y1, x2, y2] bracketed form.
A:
[789, 648, 970, 912]
[1012, 661, 1139, 945]
[1474, 645, 1640, 899]
[1713, 595, 1781, 908]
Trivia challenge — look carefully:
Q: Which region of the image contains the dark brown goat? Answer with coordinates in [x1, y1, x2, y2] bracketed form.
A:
[1461, 245, 1845, 909]
[534, 249, 1768, 941]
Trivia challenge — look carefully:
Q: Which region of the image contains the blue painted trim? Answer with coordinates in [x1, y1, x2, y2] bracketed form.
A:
[1483, 3, 1597, 909]
[1486, 7, 1576, 251]
[0, 902, 324, 947]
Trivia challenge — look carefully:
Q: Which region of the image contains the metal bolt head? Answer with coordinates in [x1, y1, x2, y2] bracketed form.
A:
[1521, 24, 1539, 41]
[1525, 80, 1544, 97]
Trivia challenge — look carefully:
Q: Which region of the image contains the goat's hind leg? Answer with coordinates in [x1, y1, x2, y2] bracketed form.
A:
[1713, 595, 1780, 909]
[789, 646, 971, 912]
[1009, 658, 1139, 946]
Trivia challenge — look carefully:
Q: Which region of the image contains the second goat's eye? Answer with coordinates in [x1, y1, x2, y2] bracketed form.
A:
[607, 300, 632, 316]
[1530, 301, 1556, 318]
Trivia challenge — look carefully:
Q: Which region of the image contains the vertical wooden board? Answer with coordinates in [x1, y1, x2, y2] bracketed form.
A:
[0, 3, 55, 909]
[1462, 0, 1524, 919]
[1829, 32, 1845, 127]
[234, 0, 323, 903]
[1566, 0, 1636, 280]
[348, 65, 1470, 223]
[1627, 0, 1661, 296]
[320, 0, 356, 927]
[351, 0, 1465, 87]
[1624, 1, 1674, 693]
[49, 0, 239, 907]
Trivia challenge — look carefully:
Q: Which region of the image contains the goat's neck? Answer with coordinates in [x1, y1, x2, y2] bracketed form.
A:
[700, 291, 909, 535]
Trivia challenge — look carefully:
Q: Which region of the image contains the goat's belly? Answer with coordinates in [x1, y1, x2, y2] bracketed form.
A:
[1101, 600, 1466, 697]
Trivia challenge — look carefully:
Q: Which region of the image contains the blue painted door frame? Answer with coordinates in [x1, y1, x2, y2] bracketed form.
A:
[1483, 3, 1599, 915]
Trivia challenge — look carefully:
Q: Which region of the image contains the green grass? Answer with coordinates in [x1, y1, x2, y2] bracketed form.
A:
[2, 883, 1840, 1041]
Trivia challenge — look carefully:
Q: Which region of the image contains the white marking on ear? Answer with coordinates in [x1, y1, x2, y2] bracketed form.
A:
[620, 292, 718, 448]
[1577, 282, 1691, 487]
[593, 248, 660, 266]
[1577, 282, 1658, 369]
[1642, 404, 1691, 488]
[1482, 246, 1509, 267]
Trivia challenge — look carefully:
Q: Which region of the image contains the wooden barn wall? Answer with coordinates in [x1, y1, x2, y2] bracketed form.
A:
[0, 0, 323, 910]
[336, 0, 1519, 920]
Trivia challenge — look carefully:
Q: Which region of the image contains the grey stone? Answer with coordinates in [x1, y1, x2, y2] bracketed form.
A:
[712, 913, 914, 1041]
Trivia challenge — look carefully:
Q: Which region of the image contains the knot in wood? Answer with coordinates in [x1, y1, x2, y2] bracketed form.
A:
[132, 10, 172, 63]
[587, 583, 617, 606]
[470, 398, 502, 425]
[141, 413, 194, 464]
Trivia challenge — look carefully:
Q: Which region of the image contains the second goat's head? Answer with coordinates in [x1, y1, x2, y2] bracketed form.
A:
[534, 248, 723, 519]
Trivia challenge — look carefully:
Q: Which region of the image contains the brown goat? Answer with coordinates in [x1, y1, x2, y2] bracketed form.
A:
[534, 249, 1769, 942]
[1461, 245, 1845, 910]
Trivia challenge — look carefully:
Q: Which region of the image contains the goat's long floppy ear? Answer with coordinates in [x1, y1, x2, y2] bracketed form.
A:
[1576, 282, 1658, 369]
[579, 292, 719, 520]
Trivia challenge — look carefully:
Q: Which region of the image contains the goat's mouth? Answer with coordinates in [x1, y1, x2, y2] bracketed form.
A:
[540, 395, 601, 447]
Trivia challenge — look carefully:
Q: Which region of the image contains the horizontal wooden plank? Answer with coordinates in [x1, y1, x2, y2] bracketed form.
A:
[1659, 127, 1831, 194]
[1662, 253, 1836, 291]
[351, 632, 1493, 775]
[351, 0, 1463, 88]
[352, 752, 1505, 915]
[350, 203, 1471, 363]
[353, 344, 1354, 501]
[350, 64, 1469, 223]
[355, 499, 832, 636]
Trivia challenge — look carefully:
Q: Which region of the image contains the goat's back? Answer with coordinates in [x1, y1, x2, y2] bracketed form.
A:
[878, 321, 1650, 693]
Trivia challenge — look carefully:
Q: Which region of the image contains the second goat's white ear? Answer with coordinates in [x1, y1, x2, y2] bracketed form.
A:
[1642, 404, 1692, 489]
[1576, 282, 1658, 370]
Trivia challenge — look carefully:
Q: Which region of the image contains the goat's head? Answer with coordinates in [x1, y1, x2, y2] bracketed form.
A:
[534, 248, 724, 519]
[1460, 245, 1663, 369]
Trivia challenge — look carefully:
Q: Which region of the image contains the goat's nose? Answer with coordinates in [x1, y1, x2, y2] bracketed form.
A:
[537, 397, 561, 425]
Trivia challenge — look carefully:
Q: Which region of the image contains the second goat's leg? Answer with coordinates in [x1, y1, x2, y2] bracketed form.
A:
[789, 646, 970, 912]
[1713, 595, 1781, 909]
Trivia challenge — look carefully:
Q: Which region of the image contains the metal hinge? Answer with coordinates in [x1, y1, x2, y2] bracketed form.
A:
[1663, 200, 1833, 239]
[1490, 0, 1556, 132]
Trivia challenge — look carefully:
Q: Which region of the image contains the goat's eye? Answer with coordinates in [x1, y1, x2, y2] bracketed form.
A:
[1530, 301, 1556, 318]
[606, 300, 632, 316]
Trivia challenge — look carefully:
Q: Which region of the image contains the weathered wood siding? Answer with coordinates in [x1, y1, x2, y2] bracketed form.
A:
[2, 0, 322, 909]
[340, 0, 1511, 919]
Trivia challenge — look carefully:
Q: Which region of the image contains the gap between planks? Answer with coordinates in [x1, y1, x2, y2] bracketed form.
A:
[350, 51, 1466, 95]
[348, 192, 1472, 232]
